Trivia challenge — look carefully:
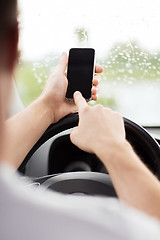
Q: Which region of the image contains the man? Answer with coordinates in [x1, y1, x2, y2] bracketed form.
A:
[0, 0, 160, 239]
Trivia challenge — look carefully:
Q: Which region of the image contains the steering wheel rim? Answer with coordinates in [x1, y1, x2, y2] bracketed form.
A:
[19, 113, 160, 180]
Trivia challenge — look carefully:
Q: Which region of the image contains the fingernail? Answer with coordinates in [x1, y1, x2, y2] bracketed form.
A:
[74, 91, 81, 97]
[74, 91, 79, 95]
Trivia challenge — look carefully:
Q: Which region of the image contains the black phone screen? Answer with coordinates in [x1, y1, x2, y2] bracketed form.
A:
[66, 48, 95, 99]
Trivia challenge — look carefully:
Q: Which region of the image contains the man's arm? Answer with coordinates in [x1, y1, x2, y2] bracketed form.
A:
[5, 53, 103, 168]
[5, 97, 52, 168]
[97, 141, 160, 218]
[70, 91, 160, 219]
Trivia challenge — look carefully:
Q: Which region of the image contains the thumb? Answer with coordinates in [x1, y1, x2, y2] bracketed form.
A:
[56, 52, 68, 73]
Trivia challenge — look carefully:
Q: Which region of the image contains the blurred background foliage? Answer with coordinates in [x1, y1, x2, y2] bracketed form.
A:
[15, 28, 160, 108]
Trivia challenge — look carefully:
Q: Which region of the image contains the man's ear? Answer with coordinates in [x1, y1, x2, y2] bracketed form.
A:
[7, 23, 19, 72]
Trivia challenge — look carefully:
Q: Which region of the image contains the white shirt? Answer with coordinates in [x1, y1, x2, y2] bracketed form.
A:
[0, 164, 160, 240]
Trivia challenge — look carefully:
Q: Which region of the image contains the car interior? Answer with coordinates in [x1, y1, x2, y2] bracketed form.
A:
[12, 0, 160, 197]
[10, 83, 160, 197]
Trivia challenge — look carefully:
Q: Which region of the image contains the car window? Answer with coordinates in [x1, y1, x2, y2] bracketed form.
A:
[16, 0, 160, 126]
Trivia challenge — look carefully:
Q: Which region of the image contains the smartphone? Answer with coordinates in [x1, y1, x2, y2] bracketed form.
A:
[66, 48, 95, 100]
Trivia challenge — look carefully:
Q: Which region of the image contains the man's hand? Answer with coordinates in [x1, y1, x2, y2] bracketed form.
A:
[5, 53, 102, 169]
[40, 52, 103, 123]
[70, 91, 160, 220]
[70, 91, 126, 161]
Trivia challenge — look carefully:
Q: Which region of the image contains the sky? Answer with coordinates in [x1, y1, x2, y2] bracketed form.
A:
[18, 0, 160, 61]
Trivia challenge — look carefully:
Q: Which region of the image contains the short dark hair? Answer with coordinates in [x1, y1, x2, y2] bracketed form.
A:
[0, 0, 18, 68]
[0, 0, 17, 23]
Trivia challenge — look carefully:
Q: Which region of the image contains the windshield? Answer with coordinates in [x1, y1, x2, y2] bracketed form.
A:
[16, 0, 160, 126]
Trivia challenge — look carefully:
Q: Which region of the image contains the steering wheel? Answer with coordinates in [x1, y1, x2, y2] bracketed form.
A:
[18, 113, 160, 197]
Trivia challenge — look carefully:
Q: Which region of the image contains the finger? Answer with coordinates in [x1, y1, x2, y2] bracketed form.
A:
[93, 74, 100, 85]
[92, 95, 98, 101]
[91, 86, 97, 95]
[73, 91, 87, 112]
[95, 64, 103, 73]
[56, 52, 68, 73]
[92, 78, 99, 86]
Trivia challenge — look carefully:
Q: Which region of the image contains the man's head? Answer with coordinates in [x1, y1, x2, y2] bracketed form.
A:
[0, 0, 18, 72]
[0, 0, 18, 158]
